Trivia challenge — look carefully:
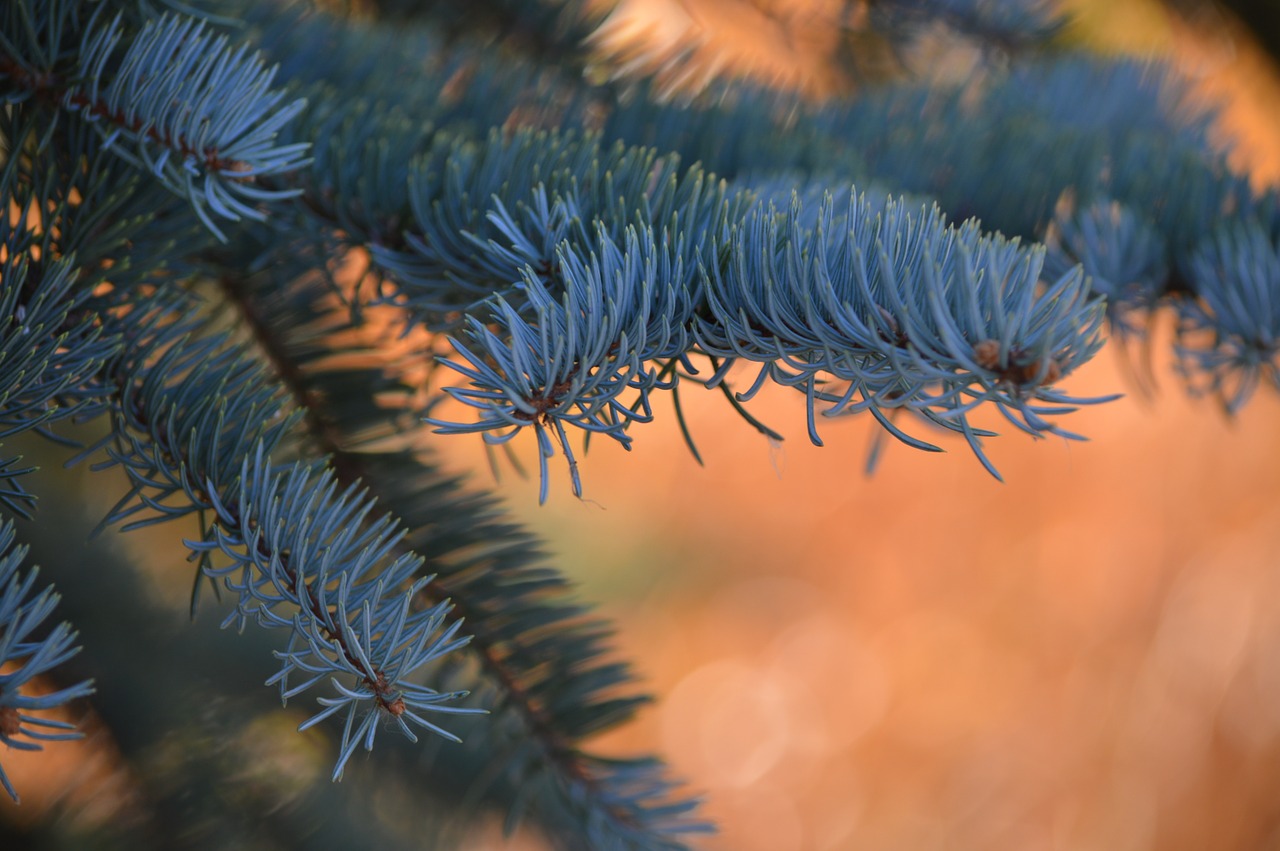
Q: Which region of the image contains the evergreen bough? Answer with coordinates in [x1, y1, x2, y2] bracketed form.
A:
[1, 0, 1277, 848]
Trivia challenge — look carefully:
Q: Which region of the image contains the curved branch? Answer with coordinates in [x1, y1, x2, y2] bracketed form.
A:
[220, 269, 706, 845]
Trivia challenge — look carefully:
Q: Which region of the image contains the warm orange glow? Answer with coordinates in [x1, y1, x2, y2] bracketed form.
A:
[587, 0, 860, 96]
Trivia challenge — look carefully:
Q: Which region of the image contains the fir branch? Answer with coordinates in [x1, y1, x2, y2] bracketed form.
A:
[0, 8, 310, 239]
[88, 285, 479, 779]
[220, 266, 709, 846]
[428, 222, 695, 502]
[9, 471, 484, 850]
[695, 190, 1113, 474]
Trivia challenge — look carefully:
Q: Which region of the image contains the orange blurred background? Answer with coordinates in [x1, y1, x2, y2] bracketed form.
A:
[5, 2, 1280, 850]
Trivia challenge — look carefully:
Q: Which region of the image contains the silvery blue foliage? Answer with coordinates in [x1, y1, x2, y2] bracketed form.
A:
[429, 221, 697, 501]
[696, 190, 1110, 475]
[426, 178, 1111, 497]
[198, 449, 476, 780]
[89, 283, 480, 778]
[68, 11, 310, 238]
